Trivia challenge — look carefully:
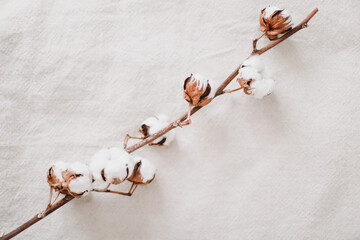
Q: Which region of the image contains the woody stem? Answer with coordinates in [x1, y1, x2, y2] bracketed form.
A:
[253, 32, 265, 53]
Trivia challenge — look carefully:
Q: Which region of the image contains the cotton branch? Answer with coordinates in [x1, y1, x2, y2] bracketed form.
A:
[0, 8, 318, 240]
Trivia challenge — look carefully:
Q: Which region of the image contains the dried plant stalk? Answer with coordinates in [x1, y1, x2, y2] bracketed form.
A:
[0, 8, 318, 240]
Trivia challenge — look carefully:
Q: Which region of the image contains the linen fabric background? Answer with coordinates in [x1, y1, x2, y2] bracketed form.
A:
[0, 0, 359, 239]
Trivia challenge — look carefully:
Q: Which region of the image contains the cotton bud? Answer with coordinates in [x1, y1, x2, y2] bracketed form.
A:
[250, 78, 275, 99]
[127, 156, 156, 185]
[47, 161, 92, 198]
[103, 148, 135, 184]
[140, 114, 175, 146]
[184, 73, 213, 107]
[260, 6, 292, 40]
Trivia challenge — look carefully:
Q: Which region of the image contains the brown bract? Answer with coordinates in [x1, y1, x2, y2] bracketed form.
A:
[260, 8, 292, 40]
[101, 167, 129, 185]
[47, 167, 84, 198]
[184, 74, 212, 107]
[140, 124, 150, 137]
[236, 78, 253, 95]
[127, 162, 155, 185]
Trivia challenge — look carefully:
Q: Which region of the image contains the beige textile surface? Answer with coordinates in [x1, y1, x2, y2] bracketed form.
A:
[0, 0, 359, 239]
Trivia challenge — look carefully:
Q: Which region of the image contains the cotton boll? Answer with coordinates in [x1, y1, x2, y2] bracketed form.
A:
[264, 6, 282, 19]
[242, 55, 272, 79]
[262, 65, 272, 79]
[191, 73, 209, 91]
[47, 161, 93, 198]
[260, 6, 293, 40]
[250, 80, 268, 99]
[250, 79, 275, 99]
[156, 114, 169, 123]
[264, 78, 275, 95]
[128, 156, 157, 184]
[69, 162, 91, 177]
[149, 120, 175, 146]
[239, 67, 262, 81]
[183, 73, 214, 107]
[137, 157, 156, 183]
[162, 130, 175, 146]
[142, 117, 165, 135]
[88, 148, 111, 182]
[242, 55, 265, 73]
[51, 161, 69, 182]
[68, 174, 92, 195]
[103, 147, 135, 184]
[140, 115, 176, 146]
[109, 147, 135, 174]
[104, 160, 129, 184]
[141, 117, 159, 132]
[68, 162, 93, 194]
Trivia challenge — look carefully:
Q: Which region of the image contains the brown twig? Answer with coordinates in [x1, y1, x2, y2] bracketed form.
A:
[0, 195, 74, 240]
[0, 8, 318, 240]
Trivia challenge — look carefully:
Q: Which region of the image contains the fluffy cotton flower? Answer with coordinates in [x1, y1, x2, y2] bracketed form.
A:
[238, 67, 262, 81]
[140, 114, 175, 146]
[67, 162, 92, 195]
[242, 55, 272, 79]
[260, 6, 292, 40]
[103, 148, 135, 184]
[234, 55, 275, 97]
[47, 161, 92, 198]
[88, 148, 111, 182]
[183, 73, 214, 107]
[242, 55, 265, 73]
[127, 156, 156, 184]
[250, 78, 275, 99]
[50, 161, 68, 182]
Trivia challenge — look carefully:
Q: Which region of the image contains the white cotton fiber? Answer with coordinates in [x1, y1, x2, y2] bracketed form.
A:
[242, 55, 265, 73]
[250, 79, 275, 99]
[88, 148, 111, 182]
[192, 73, 208, 91]
[262, 65, 272, 79]
[242, 55, 272, 79]
[69, 162, 91, 177]
[68, 174, 93, 195]
[142, 115, 175, 146]
[142, 117, 159, 132]
[68, 162, 93, 195]
[103, 147, 135, 183]
[264, 6, 282, 19]
[163, 130, 175, 146]
[264, 78, 275, 94]
[52, 161, 69, 181]
[239, 67, 262, 81]
[156, 114, 169, 123]
[133, 156, 156, 183]
[104, 160, 129, 183]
